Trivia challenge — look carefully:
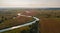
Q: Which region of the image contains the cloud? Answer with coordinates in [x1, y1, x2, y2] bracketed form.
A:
[0, 0, 60, 8]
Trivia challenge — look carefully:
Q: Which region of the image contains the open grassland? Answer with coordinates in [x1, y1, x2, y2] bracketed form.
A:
[0, 16, 33, 30]
[0, 26, 30, 33]
[0, 10, 34, 30]
[0, 9, 60, 33]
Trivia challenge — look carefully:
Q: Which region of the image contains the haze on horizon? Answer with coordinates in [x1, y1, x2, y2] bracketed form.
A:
[0, 0, 60, 8]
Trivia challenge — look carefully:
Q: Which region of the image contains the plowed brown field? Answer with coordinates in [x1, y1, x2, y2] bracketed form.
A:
[39, 18, 60, 33]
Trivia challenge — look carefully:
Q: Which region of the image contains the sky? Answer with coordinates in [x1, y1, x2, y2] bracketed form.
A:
[0, 0, 60, 8]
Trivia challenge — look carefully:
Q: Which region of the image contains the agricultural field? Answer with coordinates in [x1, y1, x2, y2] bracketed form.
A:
[0, 8, 60, 33]
[36, 9, 60, 33]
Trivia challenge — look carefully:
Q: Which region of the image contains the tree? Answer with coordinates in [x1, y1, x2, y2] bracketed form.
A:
[21, 30, 29, 33]
[0, 20, 4, 23]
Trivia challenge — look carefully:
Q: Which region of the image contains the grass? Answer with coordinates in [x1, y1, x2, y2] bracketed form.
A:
[0, 9, 60, 33]
[0, 26, 30, 33]
[0, 16, 34, 30]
